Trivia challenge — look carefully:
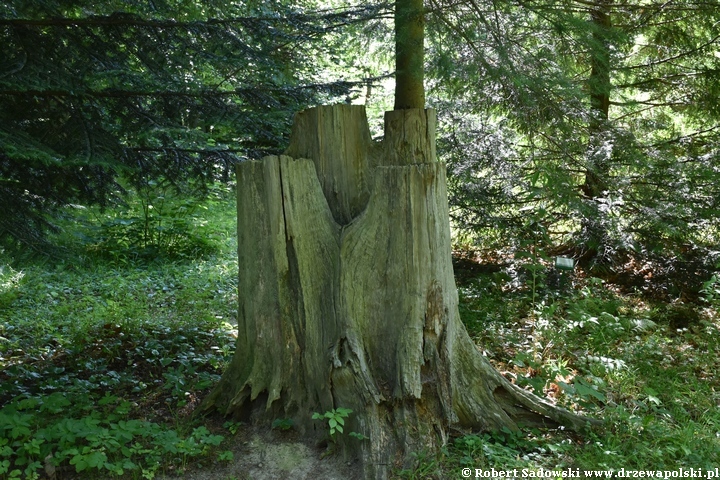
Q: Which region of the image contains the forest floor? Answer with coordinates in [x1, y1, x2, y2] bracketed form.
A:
[155, 425, 359, 480]
[1, 192, 719, 479]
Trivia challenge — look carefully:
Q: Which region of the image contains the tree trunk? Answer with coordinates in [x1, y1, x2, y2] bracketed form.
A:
[394, 0, 425, 110]
[580, 0, 613, 265]
[201, 104, 594, 479]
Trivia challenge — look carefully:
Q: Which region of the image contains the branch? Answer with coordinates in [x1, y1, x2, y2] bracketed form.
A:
[610, 99, 687, 108]
[643, 124, 720, 149]
[0, 5, 391, 31]
[622, 33, 720, 71]
[0, 89, 242, 98]
[0, 14, 254, 28]
[126, 147, 246, 154]
[0, 81, 360, 99]
[613, 72, 699, 90]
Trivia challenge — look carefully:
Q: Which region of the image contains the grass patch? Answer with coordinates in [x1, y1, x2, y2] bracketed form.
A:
[434, 255, 720, 476]
[0, 186, 239, 479]
[2, 186, 719, 478]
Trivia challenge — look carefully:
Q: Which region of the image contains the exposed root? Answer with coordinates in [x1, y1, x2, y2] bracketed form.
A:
[493, 382, 602, 431]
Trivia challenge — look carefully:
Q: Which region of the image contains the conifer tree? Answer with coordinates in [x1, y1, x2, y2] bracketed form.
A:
[427, 0, 720, 264]
[0, 0, 366, 247]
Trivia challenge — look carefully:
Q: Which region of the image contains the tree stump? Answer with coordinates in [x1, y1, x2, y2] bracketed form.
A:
[201, 104, 593, 479]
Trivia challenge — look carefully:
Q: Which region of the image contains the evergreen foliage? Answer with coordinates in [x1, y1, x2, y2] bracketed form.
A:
[0, 0, 377, 248]
[2, 0, 719, 269]
[427, 0, 720, 265]
[1, 194, 718, 476]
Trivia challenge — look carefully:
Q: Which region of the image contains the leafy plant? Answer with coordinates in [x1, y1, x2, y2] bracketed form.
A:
[0, 191, 239, 478]
[217, 450, 234, 462]
[271, 418, 294, 431]
[81, 181, 230, 262]
[0, 398, 226, 478]
[223, 421, 242, 435]
[312, 408, 352, 437]
[0, 264, 23, 310]
[701, 274, 720, 307]
[312, 407, 367, 441]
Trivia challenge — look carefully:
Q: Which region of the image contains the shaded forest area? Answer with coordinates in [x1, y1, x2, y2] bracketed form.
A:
[1, 0, 719, 478]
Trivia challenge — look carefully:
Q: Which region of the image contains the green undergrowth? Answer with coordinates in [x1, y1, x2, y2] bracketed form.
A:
[396, 255, 720, 478]
[73, 182, 234, 263]
[2, 185, 720, 478]
[0, 188, 239, 479]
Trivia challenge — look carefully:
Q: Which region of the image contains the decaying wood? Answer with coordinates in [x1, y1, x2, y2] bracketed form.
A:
[201, 104, 596, 480]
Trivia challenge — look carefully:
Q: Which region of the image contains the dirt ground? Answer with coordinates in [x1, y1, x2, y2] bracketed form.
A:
[157, 425, 362, 480]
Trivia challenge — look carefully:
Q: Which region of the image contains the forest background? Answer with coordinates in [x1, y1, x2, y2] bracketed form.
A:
[1, 0, 719, 478]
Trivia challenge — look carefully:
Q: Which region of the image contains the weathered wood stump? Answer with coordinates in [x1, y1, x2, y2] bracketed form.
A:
[201, 104, 593, 479]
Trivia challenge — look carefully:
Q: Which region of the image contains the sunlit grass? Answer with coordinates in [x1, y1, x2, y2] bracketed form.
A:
[0, 186, 239, 478]
[448, 259, 720, 474]
[2, 186, 719, 477]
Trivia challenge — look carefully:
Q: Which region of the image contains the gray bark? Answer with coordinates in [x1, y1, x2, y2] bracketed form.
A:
[201, 104, 595, 479]
[394, 0, 425, 110]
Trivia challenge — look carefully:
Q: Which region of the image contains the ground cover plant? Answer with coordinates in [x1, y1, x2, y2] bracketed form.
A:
[0, 187, 239, 479]
[397, 250, 720, 477]
[1, 187, 719, 479]
[3, 0, 719, 477]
